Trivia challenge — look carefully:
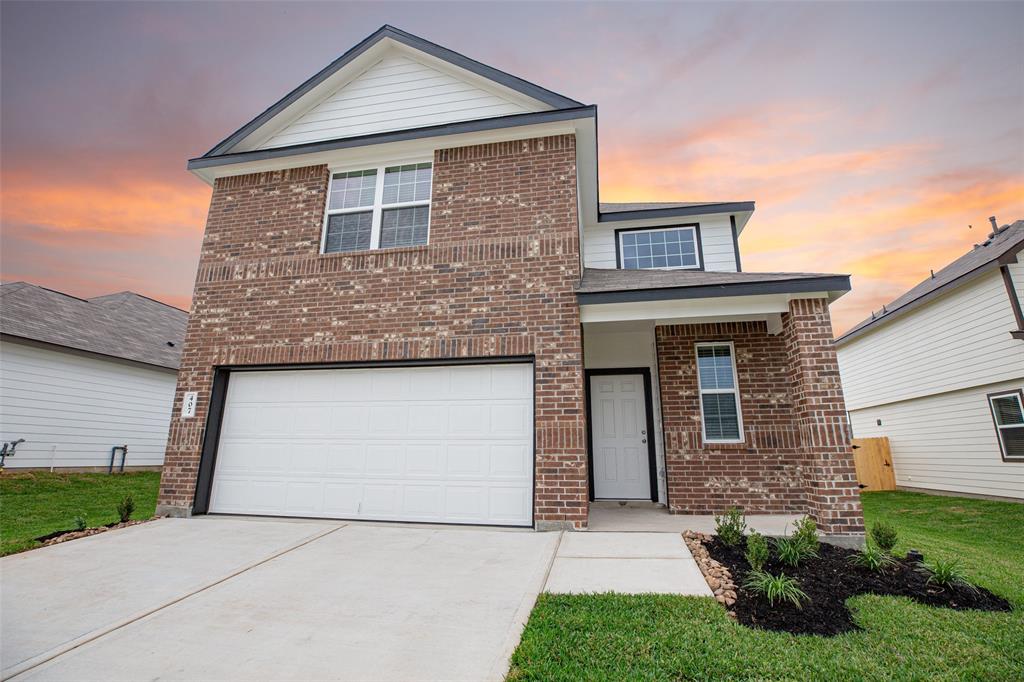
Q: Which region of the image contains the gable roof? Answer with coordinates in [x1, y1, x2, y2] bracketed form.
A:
[0, 282, 188, 370]
[201, 25, 583, 160]
[576, 267, 850, 304]
[836, 219, 1024, 344]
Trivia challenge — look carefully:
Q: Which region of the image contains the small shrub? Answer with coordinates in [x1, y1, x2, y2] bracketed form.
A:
[919, 558, 977, 592]
[792, 516, 819, 552]
[714, 507, 747, 546]
[774, 535, 818, 567]
[73, 515, 87, 531]
[745, 531, 769, 571]
[116, 495, 135, 523]
[849, 544, 897, 572]
[742, 569, 809, 608]
[870, 522, 899, 553]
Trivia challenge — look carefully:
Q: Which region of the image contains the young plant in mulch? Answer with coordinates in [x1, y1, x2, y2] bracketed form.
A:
[117, 495, 135, 523]
[702, 527, 1011, 636]
[745, 531, 769, 571]
[870, 521, 899, 553]
[714, 506, 747, 546]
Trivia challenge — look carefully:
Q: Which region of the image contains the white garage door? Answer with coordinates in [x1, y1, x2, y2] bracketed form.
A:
[209, 363, 534, 526]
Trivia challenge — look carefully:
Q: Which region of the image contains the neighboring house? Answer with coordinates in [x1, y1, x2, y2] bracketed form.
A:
[836, 219, 1024, 501]
[158, 26, 864, 537]
[0, 282, 187, 470]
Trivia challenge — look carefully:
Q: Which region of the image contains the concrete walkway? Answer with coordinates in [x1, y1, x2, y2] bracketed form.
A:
[544, 532, 712, 596]
[588, 503, 802, 535]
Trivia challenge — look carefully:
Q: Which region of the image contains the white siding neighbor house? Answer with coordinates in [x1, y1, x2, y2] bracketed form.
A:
[0, 282, 188, 470]
[836, 219, 1024, 501]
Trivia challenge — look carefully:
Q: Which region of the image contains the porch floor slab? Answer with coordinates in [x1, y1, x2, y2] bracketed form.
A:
[588, 504, 803, 535]
[544, 532, 712, 596]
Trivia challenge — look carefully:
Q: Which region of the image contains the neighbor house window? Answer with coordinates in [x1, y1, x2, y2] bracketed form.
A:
[322, 162, 432, 253]
[618, 226, 700, 270]
[988, 390, 1024, 461]
[695, 342, 743, 443]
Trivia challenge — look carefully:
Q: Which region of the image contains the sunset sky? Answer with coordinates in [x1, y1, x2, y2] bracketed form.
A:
[2, 1, 1022, 334]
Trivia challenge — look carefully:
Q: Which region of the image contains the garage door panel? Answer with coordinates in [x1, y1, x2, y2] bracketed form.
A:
[209, 363, 533, 526]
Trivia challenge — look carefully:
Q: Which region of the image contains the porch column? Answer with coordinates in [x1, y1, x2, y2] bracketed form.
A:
[782, 298, 865, 536]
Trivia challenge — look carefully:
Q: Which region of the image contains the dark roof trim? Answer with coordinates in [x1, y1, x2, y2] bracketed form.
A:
[189, 106, 597, 171]
[576, 275, 851, 305]
[203, 25, 583, 158]
[598, 201, 756, 223]
[1, 333, 179, 372]
[835, 261, 1003, 345]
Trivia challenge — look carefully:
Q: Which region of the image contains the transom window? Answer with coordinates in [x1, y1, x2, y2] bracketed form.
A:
[618, 226, 700, 270]
[695, 342, 743, 443]
[322, 162, 432, 253]
[988, 390, 1024, 461]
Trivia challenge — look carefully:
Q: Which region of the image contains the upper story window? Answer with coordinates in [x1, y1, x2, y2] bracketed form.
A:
[988, 390, 1024, 461]
[617, 225, 701, 270]
[322, 162, 432, 253]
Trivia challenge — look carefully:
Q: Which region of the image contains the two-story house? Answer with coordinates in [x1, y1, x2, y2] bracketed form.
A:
[157, 26, 864, 538]
[837, 219, 1023, 501]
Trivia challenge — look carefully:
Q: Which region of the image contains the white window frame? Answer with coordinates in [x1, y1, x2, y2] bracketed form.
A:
[695, 341, 744, 444]
[320, 159, 433, 254]
[617, 225, 701, 271]
[988, 390, 1024, 461]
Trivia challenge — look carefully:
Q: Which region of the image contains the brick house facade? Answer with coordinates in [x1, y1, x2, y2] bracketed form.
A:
[162, 26, 864, 537]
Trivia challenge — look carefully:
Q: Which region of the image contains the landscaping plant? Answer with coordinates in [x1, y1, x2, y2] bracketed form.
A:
[742, 569, 809, 608]
[773, 534, 818, 567]
[744, 531, 769, 571]
[73, 515, 87, 531]
[920, 558, 977, 592]
[714, 506, 747, 546]
[849, 544, 897, 572]
[116, 494, 135, 523]
[792, 515, 819, 552]
[870, 521, 899, 553]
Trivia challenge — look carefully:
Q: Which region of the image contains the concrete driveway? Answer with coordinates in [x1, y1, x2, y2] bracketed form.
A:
[2, 517, 559, 681]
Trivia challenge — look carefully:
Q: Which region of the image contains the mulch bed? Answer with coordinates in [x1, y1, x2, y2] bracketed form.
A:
[703, 537, 1012, 636]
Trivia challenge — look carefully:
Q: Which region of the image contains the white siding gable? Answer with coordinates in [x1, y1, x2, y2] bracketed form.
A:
[259, 53, 535, 149]
[0, 341, 177, 468]
[837, 269, 1024, 411]
[583, 213, 739, 272]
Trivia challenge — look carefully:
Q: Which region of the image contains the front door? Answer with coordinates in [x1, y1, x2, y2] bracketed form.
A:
[589, 372, 653, 500]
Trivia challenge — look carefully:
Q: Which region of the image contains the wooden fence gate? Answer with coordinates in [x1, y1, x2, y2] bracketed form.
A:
[851, 437, 897, 491]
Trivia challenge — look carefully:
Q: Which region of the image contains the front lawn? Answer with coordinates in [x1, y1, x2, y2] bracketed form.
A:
[508, 491, 1024, 680]
[0, 470, 161, 556]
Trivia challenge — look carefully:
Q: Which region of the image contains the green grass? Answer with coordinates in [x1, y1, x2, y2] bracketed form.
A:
[509, 491, 1024, 681]
[0, 470, 160, 556]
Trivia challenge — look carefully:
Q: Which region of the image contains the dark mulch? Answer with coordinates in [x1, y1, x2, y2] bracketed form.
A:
[705, 537, 1012, 636]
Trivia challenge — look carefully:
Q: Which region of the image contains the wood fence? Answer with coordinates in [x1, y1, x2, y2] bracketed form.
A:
[851, 437, 897, 491]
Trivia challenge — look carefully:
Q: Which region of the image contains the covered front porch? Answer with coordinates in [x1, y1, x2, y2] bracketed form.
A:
[577, 267, 865, 538]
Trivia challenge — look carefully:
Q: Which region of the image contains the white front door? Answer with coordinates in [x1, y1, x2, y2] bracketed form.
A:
[589, 373, 652, 500]
[208, 363, 534, 527]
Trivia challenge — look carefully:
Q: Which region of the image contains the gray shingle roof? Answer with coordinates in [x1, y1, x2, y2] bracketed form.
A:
[577, 267, 848, 292]
[576, 268, 851, 304]
[836, 220, 1024, 344]
[0, 282, 188, 370]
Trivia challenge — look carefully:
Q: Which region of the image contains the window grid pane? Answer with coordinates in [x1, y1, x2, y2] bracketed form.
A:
[1001, 426, 1024, 458]
[992, 396, 1023, 425]
[379, 205, 430, 249]
[383, 162, 432, 205]
[324, 211, 373, 253]
[697, 345, 735, 389]
[701, 393, 740, 440]
[329, 169, 377, 210]
[621, 228, 697, 269]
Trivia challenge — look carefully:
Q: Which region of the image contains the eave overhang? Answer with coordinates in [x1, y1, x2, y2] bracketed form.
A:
[576, 275, 851, 306]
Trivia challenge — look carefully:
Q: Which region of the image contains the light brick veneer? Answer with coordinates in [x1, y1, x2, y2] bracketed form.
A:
[159, 135, 589, 529]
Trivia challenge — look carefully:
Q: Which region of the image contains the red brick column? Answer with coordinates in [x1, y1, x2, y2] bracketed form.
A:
[782, 298, 865, 536]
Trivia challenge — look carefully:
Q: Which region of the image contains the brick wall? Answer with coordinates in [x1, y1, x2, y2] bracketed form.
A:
[656, 321, 807, 515]
[159, 135, 589, 529]
[656, 305, 865, 535]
